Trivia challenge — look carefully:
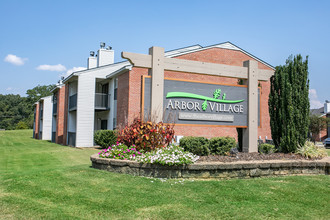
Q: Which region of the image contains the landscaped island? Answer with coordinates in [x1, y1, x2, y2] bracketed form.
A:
[91, 119, 329, 179]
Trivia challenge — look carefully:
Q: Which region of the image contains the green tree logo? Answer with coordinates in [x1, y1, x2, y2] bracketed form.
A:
[202, 100, 207, 111]
[213, 89, 221, 99]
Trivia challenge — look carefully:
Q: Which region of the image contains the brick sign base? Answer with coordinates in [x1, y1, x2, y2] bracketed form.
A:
[90, 154, 330, 179]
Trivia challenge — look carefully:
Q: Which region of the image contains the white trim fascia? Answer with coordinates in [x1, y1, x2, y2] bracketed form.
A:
[50, 84, 63, 93]
[164, 45, 202, 57]
[63, 61, 130, 83]
[106, 65, 132, 79]
[166, 42, 275, 70]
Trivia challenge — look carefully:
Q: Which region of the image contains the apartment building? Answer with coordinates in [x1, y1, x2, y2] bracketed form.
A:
[34, 41, 275, 148]
[33, 96, 53, 140]
[311, 101, 330, 141]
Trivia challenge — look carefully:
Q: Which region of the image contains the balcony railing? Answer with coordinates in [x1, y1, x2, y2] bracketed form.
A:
[69, 94, 77, 111]
[52, 132, 56, 143]
[68, 132, 76, 146]
[95, 93, 110, 110]
[53, 102, 57, 115]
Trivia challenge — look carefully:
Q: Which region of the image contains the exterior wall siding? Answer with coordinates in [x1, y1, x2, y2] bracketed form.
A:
[76, 74, 96, 147]
[125, 47, 273, 140]
[41, 96, 53, 140]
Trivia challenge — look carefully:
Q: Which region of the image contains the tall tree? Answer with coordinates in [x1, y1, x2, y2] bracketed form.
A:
[26, 84, 55, 106]
[269, 55, 310, 153]
[0, 84, 55, 130]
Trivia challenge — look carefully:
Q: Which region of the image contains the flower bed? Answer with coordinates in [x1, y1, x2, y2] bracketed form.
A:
[91, 154, 330, 179]
[98, 143, 199, 166]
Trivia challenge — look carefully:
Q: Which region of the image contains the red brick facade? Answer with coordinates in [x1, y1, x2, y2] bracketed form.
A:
[117, 71, 130, 128]
[118, 47, 273, 140]
[55, 86, 67, 145]
[63, 84, 69, 145]
[34, 103, 40, 139]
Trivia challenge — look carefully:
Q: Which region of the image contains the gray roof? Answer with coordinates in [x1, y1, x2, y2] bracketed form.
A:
[310, 107, 325, 116]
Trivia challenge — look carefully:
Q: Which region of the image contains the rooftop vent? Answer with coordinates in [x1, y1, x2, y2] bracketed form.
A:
[90, 51, 95, 57]
[100, 42, 106, 49]
[107, 46, 112, 50]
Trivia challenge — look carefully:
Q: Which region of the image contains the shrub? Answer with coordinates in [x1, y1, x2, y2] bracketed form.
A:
[258, 143, 276, 154]
[16, 121, 29, 130]
[179, 136, 210, 156]
[98, 143, 143, 160]
[269, 55, 309, 153]
[94, 130, 117, 148]
[209, 136, 236, 155]
[136, 145, 199, 166]
[296, 141, 327, 159]
[117, 118, 175, 152]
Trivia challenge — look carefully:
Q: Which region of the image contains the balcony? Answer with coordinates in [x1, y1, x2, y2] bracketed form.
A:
[95, 93, 110, 111]
[40, 110, 43, 120]
[52, 132, 56, 143]
[69, 94, 77, 111]
[68, 132, 76, 146]
[53, 102, 57, 115]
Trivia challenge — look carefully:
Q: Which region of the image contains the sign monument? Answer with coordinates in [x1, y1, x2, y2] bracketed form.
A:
[122, 47, 274, 153]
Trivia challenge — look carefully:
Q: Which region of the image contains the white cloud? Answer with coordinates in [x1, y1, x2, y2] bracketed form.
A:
[60, 66, 86, 78]
[36, 64, 66, 72]
[309, 89, 323, 109]
[4, 54, 27, 66]
[6, 87, 13, 91]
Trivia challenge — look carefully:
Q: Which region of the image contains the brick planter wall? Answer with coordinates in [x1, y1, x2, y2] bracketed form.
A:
[91, 154, 330, 179]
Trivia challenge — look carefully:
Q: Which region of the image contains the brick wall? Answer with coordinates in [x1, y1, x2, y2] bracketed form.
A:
[34, 103, 40, 139]
[62, 84, 69, 145]
[55, 86, 66, 144]
[117, 71, 130, 128]
[122, 47, 273, 140]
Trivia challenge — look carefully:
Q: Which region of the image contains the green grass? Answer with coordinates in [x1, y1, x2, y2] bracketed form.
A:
[1, 130, 329, 219]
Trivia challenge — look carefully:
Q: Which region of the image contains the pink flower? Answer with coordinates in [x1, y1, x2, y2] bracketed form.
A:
[123, 151, 126, 153]
[127, 149, 130, 152]
[118, 154, 121, 156]
[133, 154, 135, 157]
[113, 156, 115, 158]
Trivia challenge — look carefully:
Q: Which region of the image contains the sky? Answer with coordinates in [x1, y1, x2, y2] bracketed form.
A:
[0, 0, 329, 109]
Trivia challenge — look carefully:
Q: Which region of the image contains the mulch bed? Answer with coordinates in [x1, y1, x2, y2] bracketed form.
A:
[197, 152, 314, 163]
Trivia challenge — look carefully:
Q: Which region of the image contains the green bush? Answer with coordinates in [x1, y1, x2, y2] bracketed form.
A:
[179, 136, 210, 156]
[15, 121, 29, 130]
[258, 143, 276, 154]
[94, 130, 117, 148]
[297, 141, 327, 159]
[209, 136, 236, 155]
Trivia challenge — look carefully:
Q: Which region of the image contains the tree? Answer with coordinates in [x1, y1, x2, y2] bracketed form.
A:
[309, 115, 329, 142]
[0, 84, 55, 130]
[26, 84, 55, 106]
[269, 55, 310, 153]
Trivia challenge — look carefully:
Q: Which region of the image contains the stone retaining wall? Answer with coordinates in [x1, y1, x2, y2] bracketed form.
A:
[90, 154, 330, 179]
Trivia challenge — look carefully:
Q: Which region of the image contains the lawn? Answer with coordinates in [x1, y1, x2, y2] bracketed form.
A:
[0, 130, 329, 219]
